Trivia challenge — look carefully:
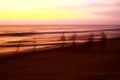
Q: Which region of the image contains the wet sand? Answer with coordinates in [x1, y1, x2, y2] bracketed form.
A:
[0, 39, 120, 80]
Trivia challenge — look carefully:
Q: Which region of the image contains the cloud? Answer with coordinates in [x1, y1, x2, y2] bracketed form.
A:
[61, 2, 120, 11]
[89, 3, 111, 7]
[90, 2, 120, 7]
[60, 5, 84, 10]
[115, 3, 120, 6]
[94, 10, 120, 16]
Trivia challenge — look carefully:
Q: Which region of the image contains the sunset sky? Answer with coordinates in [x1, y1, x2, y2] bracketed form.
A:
[0, 0, 120, 25]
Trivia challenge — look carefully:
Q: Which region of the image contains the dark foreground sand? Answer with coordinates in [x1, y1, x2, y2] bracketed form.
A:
[0, 39, 120, 80]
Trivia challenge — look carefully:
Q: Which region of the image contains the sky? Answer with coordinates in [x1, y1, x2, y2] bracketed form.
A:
[0, 0, 120, 25]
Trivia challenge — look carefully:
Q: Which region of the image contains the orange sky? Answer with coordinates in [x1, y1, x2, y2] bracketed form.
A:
[0, 0, 120, 24]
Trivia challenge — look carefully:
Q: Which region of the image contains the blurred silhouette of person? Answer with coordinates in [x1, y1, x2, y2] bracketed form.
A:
[16, 41, 21, 53]
[60, 33, 65, 47]
[71, 33, 77, 46]
[100, 32, 107, 52]
[87, 33, 94, 46]
[101, 32, 107, 46]
[33, 38, 37, 51]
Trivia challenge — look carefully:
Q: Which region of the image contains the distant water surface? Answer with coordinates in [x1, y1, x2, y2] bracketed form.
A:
[0, 25, 120, 33]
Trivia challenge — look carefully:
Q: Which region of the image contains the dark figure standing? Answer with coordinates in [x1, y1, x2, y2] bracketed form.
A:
[101, 32, 107, 46]
[87, 33, 94, 46]
[60, 33, 65, 48]
[100, 32, 107, 52]
[71, 33, 77, 46]
[16, 41, 21, 53]
[33, 38, 37, 52]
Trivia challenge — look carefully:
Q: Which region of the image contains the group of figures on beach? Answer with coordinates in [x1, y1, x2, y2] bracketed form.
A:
[60, 32, 107, 47]
[16, 32, 108, 52]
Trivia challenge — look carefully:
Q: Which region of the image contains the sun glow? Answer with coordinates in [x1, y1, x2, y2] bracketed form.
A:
[0, 10, 88, 20]
[0, 0, 92, 20]
[0, 0, 119, 24]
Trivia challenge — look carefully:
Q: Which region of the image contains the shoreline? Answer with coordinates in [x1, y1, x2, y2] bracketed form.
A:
[0, 38, 120, 58]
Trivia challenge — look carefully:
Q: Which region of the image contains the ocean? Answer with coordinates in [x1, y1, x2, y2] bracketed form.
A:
[0, 25, 120, 54]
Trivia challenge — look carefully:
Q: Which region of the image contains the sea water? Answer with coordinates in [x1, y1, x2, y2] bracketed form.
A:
[0, 25, 120, 54]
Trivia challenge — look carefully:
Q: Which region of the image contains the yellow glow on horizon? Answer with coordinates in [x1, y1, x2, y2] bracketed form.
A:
[0, 12, 89, 20]
[0, 9, 89, 20]
[0, 0, 119, 24]
[0, 0, 93, 20]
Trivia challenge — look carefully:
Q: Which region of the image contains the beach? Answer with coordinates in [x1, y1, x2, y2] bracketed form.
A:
[0, 39, 120, 80]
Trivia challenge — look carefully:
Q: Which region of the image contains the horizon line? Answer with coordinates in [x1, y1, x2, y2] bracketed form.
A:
[0, 24, 120, 26]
